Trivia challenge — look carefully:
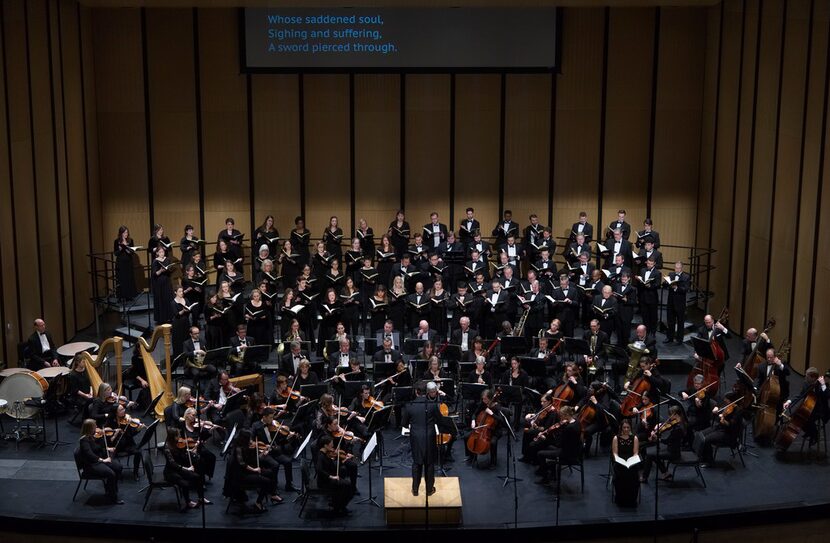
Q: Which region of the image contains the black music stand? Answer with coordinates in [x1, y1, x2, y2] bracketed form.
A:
[204, 346, 232, 368]
[308, 361, 326, 382]
[461, 383, 489, 424]
[564, 337, 590, 359]
[244, 345, 271, 367]
[518, 356, 548, 381]
[691, 336, 716, 362]
[440, 344, 462, 362]
[412, 358, 430, 376]
[342, 380, 373, 405]
[362, 338, 378, 361]
[299, 384, 328, 402]
[391, 386, 414, 404]
[500, 336, 530, 356]
[371, 362, 396, 383]
[403, 338, 427, 356]
[220, 391, 246, 418]
[365, 404, 394, 478]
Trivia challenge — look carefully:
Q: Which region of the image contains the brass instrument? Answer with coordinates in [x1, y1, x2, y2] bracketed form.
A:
[587, 333, 598, 376]
[625, 341, 650, 381]
[514, 307, 530, 337]
[229, 342, 247, 367]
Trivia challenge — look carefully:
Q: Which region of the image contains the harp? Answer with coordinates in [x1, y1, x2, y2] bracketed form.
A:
[136, 324, 174, 419]
[77, 336, 123, 396]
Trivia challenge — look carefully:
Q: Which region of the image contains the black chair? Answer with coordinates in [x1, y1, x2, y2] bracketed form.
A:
[297, 460, 335, 518]
[665, 449, 707, 487]
[548, 453, 585, 493]
[141, 451, 181, 511]
[72, 448, 108, 501]
[711, 420, 746, 468]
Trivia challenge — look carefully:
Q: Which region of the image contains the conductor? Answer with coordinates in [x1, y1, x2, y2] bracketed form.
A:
[402, 381, 445, 497]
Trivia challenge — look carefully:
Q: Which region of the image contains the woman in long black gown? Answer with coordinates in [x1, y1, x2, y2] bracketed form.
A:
[612, 418, 640, 507]
[113, 226, 138, 301]
[172, 286, 192, 359]
[151, 246, 176, 324]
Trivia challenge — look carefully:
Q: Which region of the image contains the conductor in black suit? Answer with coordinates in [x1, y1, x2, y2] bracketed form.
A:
[401, 381, 447, 496]
[27, 318, 59, 369]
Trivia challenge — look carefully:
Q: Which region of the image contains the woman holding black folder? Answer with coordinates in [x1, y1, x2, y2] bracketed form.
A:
[151, 246, 176, 324]
[113, 226, 138, 301]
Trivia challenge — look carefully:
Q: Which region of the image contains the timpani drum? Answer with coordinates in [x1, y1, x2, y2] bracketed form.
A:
[0, 369, 49, 419]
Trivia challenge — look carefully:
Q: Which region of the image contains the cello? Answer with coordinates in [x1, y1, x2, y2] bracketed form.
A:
[753, 341, 788, 442]
[620, 357, 658, 417]
[686, 307, 728, 389]
[775, 372, 820, 452]
[741, 318, 775, 380]
[466, 389, 502, 455]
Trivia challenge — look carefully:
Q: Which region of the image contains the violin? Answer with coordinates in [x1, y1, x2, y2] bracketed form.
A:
[278, 387, 307, 402]
[333, 429, 364, 442]
[117, 415, 144, 429]
[176, 437, 199, 449]
[534, 419, 568, 442]
[185, 395, 211, 408]
[94, 427, 117, 439]
[106, 393, 131, 407]
[325, 448, 350, 461]
[267, 421, 299, 439]
[192, 420, 223, 431]
[652, 414, 682, 438]
[362, 396, 384, 411]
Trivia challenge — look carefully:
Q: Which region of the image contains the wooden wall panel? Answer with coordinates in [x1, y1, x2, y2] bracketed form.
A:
[303, 74, 351, 241]
[146, 9, 200, 242]
[651, 8, 706, 269]
[765, 0, 809, 345]
[92, 8, 148, 251]
[250, 74, 301, 238]
[4, 0, 42, 343]
[0, 1, 15, 363]
[708, 0, 743, 312]
[552, 8, 604, 243]
[354, 74, 400, 236]
[453, 74, 501, 234]
[602, 8, 654, 247]
[810, 119, 830, 369]
[198, 9, 249, 256]
[404, 74, 450, 233]
[502, 74, 552, 230]
[81, 4, 101, 257]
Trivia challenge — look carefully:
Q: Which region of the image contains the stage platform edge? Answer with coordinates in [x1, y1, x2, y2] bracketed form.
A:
[383, 476, 462, 526]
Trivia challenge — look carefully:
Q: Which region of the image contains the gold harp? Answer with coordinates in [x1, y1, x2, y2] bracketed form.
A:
[136, 324, 173, 420]
[77, 336, 124, 396]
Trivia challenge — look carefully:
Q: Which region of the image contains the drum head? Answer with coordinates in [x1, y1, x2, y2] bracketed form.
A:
[0, 370, 47, 419]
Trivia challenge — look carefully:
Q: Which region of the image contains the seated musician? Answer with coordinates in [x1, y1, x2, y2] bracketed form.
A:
[693, 386, 745, 464]
[316, 434, 356, 516]
[163, 386, 192, 430]
[181, 407, 217, 480]
[269, 375, 302, 416]
[88, 383, 120, 427]
[520, 392, 560, 465]
[163, 428, 209, 510]
[465, 388, 511, 468]
[295, 358, 320, 387]
[223, 428, 279, 512]
[27, 318, 59, 369]
[372, 337, 403, 364]
[416, 340, 436, 361]
[112, 403, 144, 480]
[632, 391, 658, 444]
[536, 406, 582, 485]
[467, 355, 492, 386]
[346, 384, 375, 439]
[183, 326, 218, 383]
[582, 319, 610, 377]
[613, 325, 658, 386]
[681, 374, 716, 442]
[281, 340, 309, 377]
[530, 336, 561, 388]
[228, 324, 256, 376]
[576, 381, 621, 455]
[782, 367, 829, 445]
[78, 419, 123, 505]
[640, 405, 686, 483]
[500, 357, 530, 388]
[328, 338, 354, 371]
[68, 355, 94, 412]
[547, 362, 587, 407]
[317, 416, 359, 493]
[205, 371, 240, 423]
[624, 355, 669, 398]
[251, 407, 299, 493]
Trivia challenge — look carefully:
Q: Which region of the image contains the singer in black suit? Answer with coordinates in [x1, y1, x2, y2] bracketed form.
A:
[664, 262, 691, 344]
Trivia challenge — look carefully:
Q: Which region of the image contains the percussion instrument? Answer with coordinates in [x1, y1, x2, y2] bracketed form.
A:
[0, 370, 49, 419]
[37, 366, 71, 379]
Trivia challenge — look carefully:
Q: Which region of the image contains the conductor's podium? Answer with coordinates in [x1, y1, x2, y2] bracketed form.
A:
[383, 477, 462, 526]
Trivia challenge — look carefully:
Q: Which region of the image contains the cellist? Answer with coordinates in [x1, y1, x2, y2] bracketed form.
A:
[781, 368, 828, 446]
[547, 362, 587, 407]
[465, 388, 511, 469]
[576, 381, 620, 455]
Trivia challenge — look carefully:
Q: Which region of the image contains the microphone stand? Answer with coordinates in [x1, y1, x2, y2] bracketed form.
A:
[497, 409, 520, 528]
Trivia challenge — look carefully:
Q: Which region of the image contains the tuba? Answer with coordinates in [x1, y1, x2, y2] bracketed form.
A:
[625, 341, 650, 381]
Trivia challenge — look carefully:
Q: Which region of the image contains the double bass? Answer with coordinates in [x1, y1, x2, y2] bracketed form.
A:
[466, 389, 502, 455]
[753, 341, 788, 441]
[741, 318, 775, 380]
[686, 307, 728, 390]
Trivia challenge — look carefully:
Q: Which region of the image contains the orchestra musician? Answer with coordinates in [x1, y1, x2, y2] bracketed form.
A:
[68, 355, 94, 412]
[163, 428, 209, 511]
[583, 319, 610, 377]
[465, 388, 511, 469]
[640, 405, 686, 483]
[577, 381, 621, 455]
[282, 340, 310, 377]
[251, 407, 299, 493]
[316, 434, 356, 515]
[693, 386, 745, 465]
[78, 419, 123, 505]
[782, 367, 829, 445]
[467, 355, 492, 386]
[205, 371, 240, 423]
[535, 405, 582, 485]
[229, 324, 256, 376]
[318, 416, 359, 494]
[681, 374, 716, 441]
[223, 429, 280, 512]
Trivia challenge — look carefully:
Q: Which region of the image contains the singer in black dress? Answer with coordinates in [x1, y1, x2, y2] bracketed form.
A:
[612, 419, 640, 507]
[113, 226, 138, 301]
[151, 247, 176, 324]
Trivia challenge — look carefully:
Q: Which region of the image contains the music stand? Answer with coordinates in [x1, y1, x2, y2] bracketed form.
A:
[137, 419, 160, 456]
[391, 386, 414, 404]
[440, 344, 462, 362]
[518, 357, 548, 380]
[564, 337, 590, 359]
[362, 338, 378, 358]
[500, 336, 530, 356]
[220, 391, 246, 418]
[244, 345, 271, 366]
[461, 383, 489, 424]
[365, 404, 395, 478]
[290, 399, 319, 428]
[299, 384, 328, 402]
[204, 346, 231, 369]
[458, 362, 476, 379]
[412, 359, 430, 376]
[308, 361, 326, 382]
[404, 338, 427, 355]
[371, 362, 395, 383]
[359, 432, 382, 506]
[734, 366, 757, 395]
[691, 337, 716, 362]
[343, 380, 373, 404]
[221, 423, 238, 457]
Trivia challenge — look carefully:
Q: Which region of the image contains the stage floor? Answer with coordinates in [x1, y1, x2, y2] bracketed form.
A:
[0, 374, 827, 539]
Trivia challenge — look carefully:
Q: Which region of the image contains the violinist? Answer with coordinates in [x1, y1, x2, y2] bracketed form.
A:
[681, 374, 716, 438]
[577, 381, 620, 455]
[181, 407, 217, 480]
[164, 386, 192, 430]
[78, 419, 123, 505]
[88, 383, 121, 427]
[345, 385, 375, 440]
[519, 392, 560, 465]
[224, 429, 280, 512]
[163, 428, 209, 510]
[205, 371, 240, 421]
[316, 434, 355, 515]
[611, 418, 639, 506]
[378, 359, 412, 427]
[782, 367, 828, 445]
[640, 405, 686, 483]
[251, 408, 299, 493]
[536, 405, 582, 485]
[693, 387, 744, 465]
[631, 391, 658, 444]
[467, 356, 492, 386]
[318, 416, 359, 493]
[465, 388, 511, 468]
[313, 393, 337, 433]
[113, 403, 144, 480]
